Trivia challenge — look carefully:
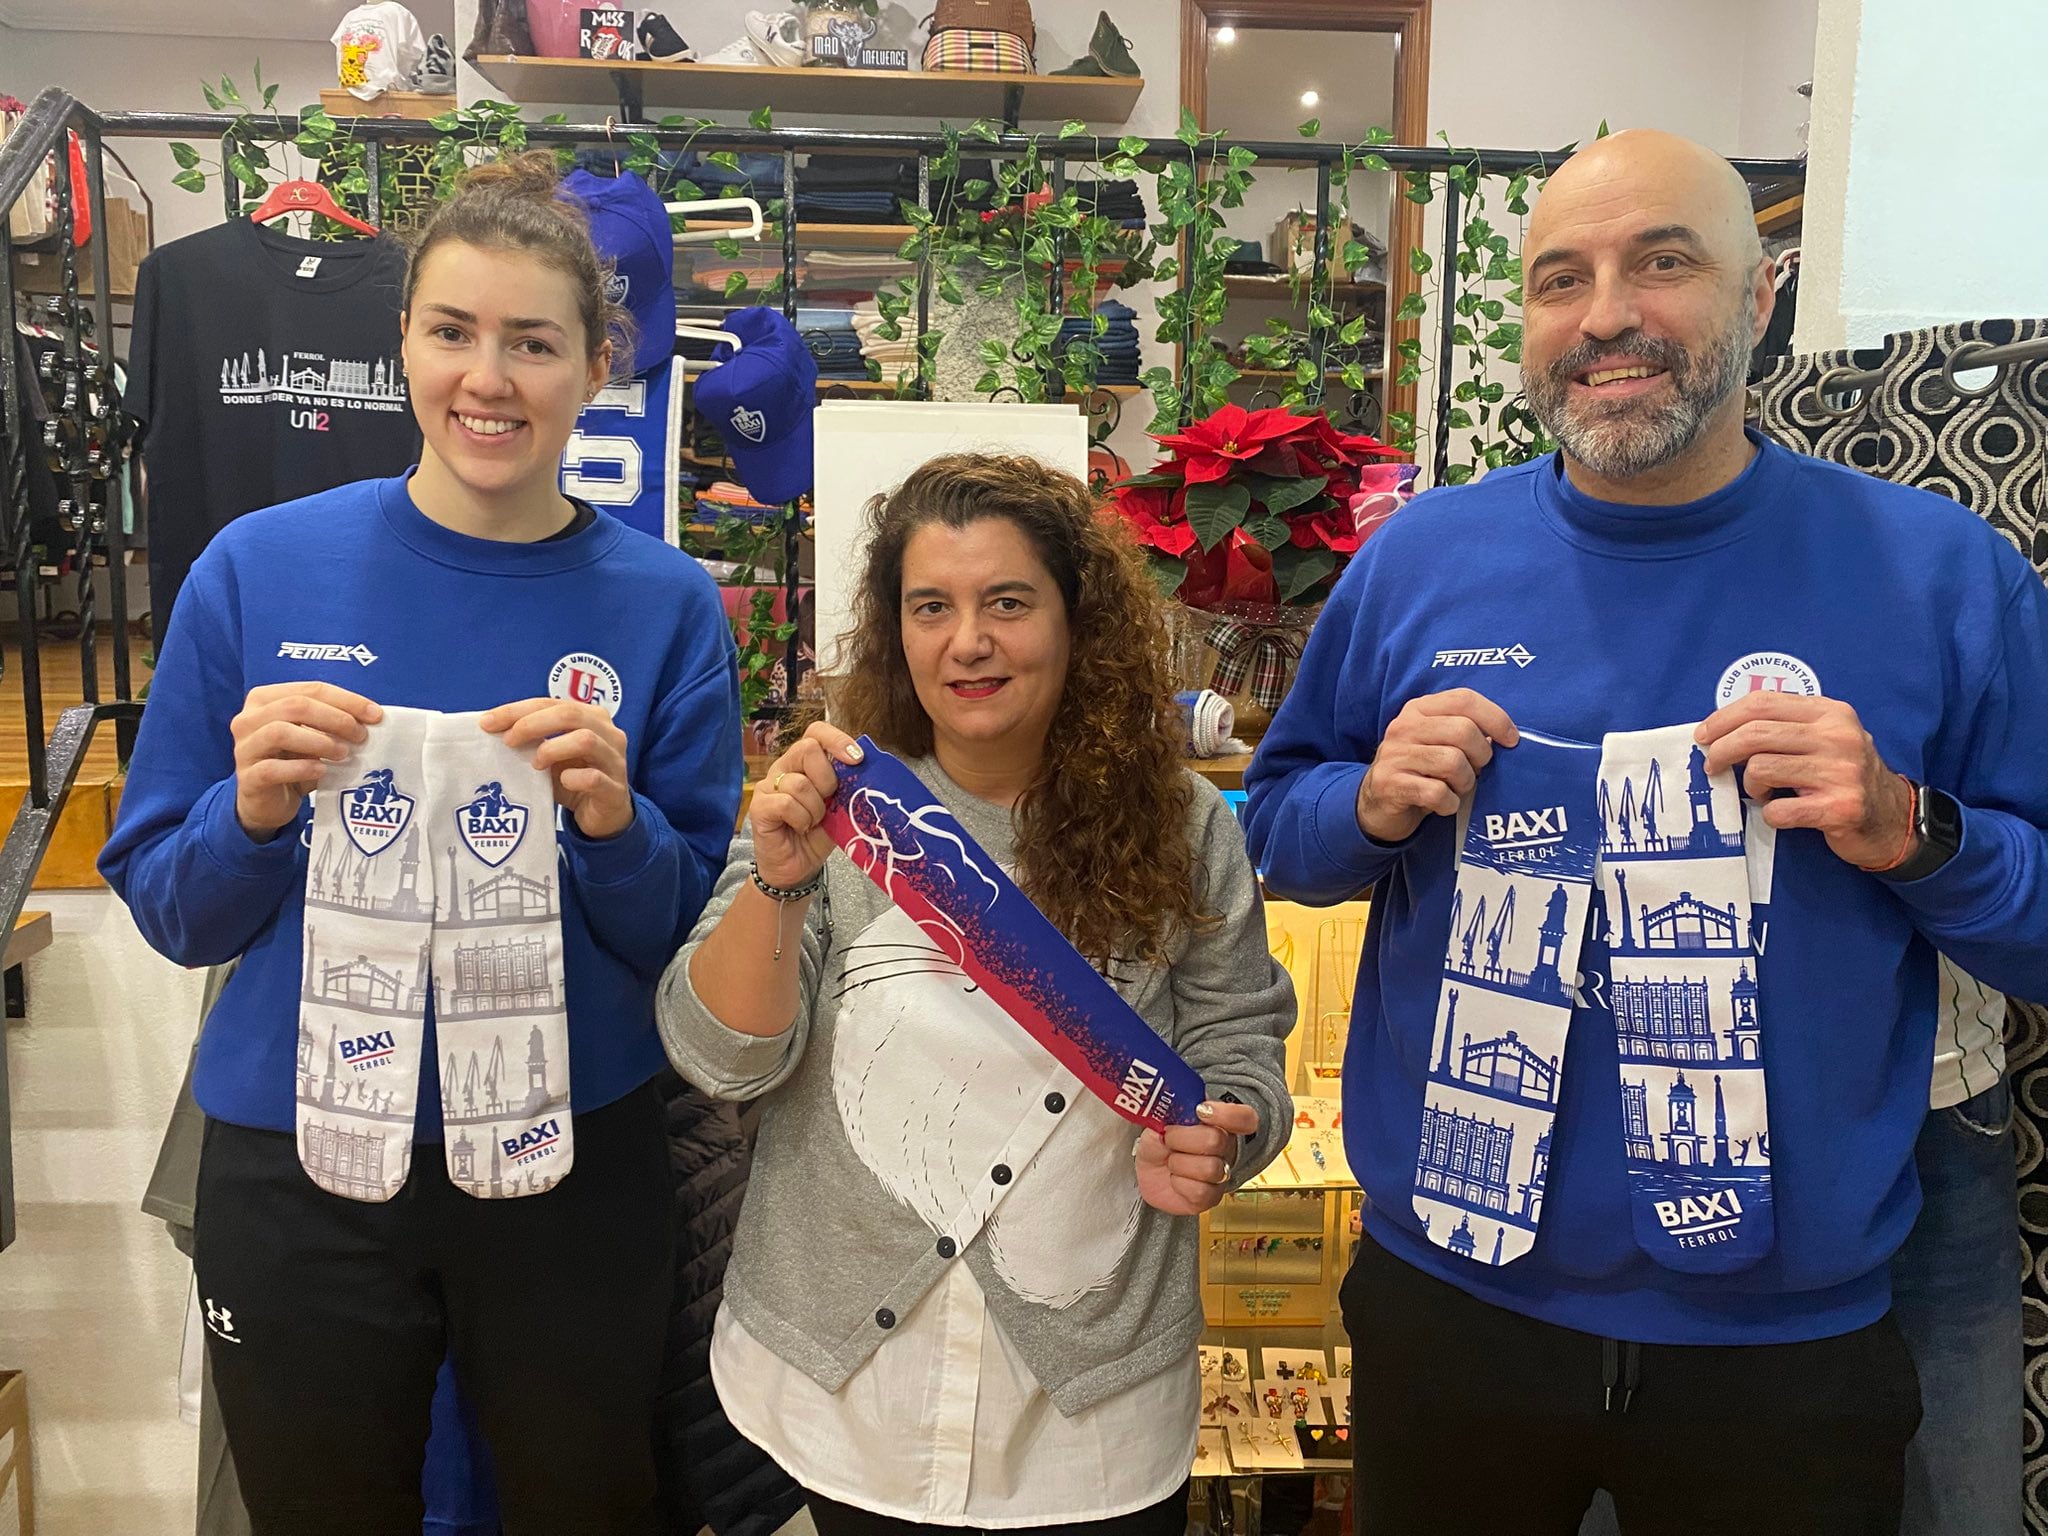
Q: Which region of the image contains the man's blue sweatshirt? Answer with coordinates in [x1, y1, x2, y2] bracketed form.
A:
[1244, 434, 2048, 1345]
[101, 474, 744, 1137]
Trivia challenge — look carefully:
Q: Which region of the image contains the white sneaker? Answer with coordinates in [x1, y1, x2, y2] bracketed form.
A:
[745, 10, 806, 67]
[701, 35, 763, 65]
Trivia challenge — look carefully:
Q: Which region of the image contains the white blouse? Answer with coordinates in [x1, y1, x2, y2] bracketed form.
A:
[713, 1273, 1197, 1527]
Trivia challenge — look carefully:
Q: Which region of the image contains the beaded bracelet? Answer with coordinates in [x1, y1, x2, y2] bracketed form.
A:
[749, 862, 823, 903]
[749, 862, 823, 961]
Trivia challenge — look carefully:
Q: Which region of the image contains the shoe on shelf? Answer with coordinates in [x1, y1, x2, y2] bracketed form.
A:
[1053, 10, 1139, 77]
[702, 35, 764, 65]
[745, 10, 807, 67]
[637, 11, 696, 62]
[416, 32, 456, 93]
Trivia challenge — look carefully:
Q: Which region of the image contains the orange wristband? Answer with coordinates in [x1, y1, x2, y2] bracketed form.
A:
[1868, 775, 1919, 874]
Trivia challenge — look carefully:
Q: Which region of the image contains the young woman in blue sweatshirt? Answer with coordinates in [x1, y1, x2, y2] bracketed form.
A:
[1246, 131, 2048, 1535]
[101, 153, 742, 1534]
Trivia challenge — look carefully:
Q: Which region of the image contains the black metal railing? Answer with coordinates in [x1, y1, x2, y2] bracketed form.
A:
[0, 87, 146, 1248]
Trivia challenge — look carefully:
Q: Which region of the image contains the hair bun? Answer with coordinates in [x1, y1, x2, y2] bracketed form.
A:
[452, 148, 568, 203]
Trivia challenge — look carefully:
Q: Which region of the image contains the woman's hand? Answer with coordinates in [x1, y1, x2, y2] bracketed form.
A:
[482, 699, 633, 841]
[232, 682, 382, 840]
[750, 724, 865, 891]
[1136, 1099, 1261, 1215]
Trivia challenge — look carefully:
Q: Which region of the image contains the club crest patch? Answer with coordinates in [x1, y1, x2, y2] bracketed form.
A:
[455, 780, 530, 868]
[1715, 652, 1822, 709]
[729, 405, 767, 442]
[548, 651, 624, 717]
[341, 769, 416, 856]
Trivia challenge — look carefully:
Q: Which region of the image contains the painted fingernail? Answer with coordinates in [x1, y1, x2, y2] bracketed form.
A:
[1196, 1102, 1216, 1120]
[845, 741, 865, 762]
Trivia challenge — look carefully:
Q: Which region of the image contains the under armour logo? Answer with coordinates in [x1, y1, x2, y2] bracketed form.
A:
[203, 1298, 243, 1345]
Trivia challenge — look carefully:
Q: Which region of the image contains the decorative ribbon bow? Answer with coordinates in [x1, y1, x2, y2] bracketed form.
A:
[1207, 620, 1306, 712]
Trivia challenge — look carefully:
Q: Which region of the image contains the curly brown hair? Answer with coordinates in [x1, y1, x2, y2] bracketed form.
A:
[833, 453, 1209, 965]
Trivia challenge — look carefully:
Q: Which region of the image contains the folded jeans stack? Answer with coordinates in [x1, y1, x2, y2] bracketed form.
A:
[794, 306, 867, 380]
[1072, 177, 1145, 229]
[795, 155, 917, 225]
[1054, 298, 1141, 385]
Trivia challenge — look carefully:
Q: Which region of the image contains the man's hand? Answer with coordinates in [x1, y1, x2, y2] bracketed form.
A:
[482, 699, 635, 842]
[1137, 1099, 1261, 1216]
[1356, 689, 1520, 843]
[1696, 692, 1915, 870]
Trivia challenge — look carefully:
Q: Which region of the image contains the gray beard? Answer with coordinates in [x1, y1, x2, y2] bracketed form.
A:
[1523, 305, 1754, 482]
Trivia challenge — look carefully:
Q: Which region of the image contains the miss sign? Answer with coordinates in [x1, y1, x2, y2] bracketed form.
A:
[579, 7, 638, 59]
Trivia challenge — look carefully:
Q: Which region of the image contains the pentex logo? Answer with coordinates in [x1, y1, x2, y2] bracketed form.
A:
[455, 782, 530, 868]
[1484, 805, 1570, 851]
[340, 769, 416, 857]
[279, 640, 377, 666]
[339, 1030, 396, 1071]
[1432, 645, 1534, 669]
[502, 1119, 562, 1166]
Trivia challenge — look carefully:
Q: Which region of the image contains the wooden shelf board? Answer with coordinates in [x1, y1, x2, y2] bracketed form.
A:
[1189, 752, 1253, 791]
[473, 56, 1144, 123]
[677, 220, 915, 251]
[1233, 367, 1383, 382]
[1223, 274, 1383, 301]
[1755, 193, 1804, 236]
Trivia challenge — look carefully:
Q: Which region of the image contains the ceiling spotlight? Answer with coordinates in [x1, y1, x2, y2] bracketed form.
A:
[1215, 26, 1236, 42]
[1300, 90, 1320, 107]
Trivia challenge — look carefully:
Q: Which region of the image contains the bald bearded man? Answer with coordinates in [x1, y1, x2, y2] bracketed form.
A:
[1246, 130, 2048, 1533]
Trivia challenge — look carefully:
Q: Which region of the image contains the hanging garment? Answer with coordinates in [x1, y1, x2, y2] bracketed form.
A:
[299, 707, 570, 1202]
[561, 356, 686, 544]
[123, 219, 419, 653]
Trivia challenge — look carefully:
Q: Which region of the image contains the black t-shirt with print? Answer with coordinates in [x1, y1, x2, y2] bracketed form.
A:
[124, 219, 421, 653]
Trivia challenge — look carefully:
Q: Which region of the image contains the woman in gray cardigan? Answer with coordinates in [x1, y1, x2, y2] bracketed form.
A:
[659, 453, 1295, 1536]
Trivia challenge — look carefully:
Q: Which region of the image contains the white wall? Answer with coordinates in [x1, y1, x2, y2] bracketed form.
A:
[2, 25, 347, 247]
[1738, 0, 1819, 157]
[0, 893, 205, 1536]
[1797, 0, 2048, 350]
[2, 0, 455, 247]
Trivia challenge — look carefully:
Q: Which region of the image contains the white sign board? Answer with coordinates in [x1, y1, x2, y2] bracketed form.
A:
[812, 400, 1090, 675]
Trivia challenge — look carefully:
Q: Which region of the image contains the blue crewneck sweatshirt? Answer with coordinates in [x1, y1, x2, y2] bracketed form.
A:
[1245, 434, 2048, 1345]
[102, 474, 744, 1137]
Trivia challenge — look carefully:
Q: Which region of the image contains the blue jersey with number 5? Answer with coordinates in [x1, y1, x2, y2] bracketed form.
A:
[560, 356, 683, 544]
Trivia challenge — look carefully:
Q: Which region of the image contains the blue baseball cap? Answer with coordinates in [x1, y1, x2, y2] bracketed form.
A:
[694, 307, 819, 506]
[559, 168, 674, 375]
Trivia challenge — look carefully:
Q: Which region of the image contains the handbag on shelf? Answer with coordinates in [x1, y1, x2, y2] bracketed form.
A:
[922, 27, 1033, 72]
[933, 0, 1035, 52]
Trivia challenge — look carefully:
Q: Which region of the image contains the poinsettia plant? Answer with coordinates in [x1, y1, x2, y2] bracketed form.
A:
[1111, 403, 1406, 607]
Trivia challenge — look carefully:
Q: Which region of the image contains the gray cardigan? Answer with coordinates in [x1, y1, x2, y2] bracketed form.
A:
[658, 758, 1295, 1415]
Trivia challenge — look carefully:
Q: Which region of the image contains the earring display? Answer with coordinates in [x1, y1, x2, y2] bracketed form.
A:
[1243, 1096, 1353, 1190]
[1200, 1386, 1252, 1427]
[1226, 1409, 1306, 1470]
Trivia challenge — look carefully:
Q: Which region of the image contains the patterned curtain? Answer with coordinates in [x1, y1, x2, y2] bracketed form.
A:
[1754, 317, 2048, 1529]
